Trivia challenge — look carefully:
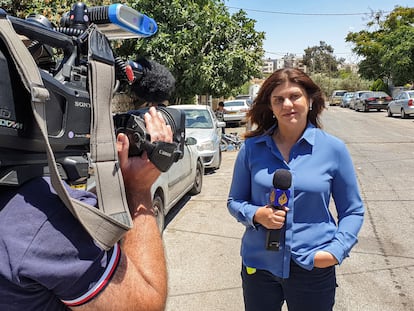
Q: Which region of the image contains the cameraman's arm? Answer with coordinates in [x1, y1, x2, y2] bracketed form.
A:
[72, 107, 171, 311]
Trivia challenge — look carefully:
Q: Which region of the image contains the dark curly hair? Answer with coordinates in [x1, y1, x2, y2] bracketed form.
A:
[245, 68, 325, 138]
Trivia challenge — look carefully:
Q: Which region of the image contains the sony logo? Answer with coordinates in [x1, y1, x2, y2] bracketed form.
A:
[74, 101, 91, 108]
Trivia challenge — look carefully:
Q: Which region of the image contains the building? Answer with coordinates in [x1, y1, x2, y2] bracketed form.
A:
[262, 54, 307, 74]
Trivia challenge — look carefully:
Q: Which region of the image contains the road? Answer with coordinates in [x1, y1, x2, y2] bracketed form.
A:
[163, 106, 414, 311]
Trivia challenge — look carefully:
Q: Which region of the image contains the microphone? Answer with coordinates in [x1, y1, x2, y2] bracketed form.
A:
[265, 169, 292, 251]
[122, 57, 176, 103]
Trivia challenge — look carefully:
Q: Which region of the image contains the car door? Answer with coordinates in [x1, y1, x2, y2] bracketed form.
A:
[166, 143, 192, 204]
[398, 93, 407, 112]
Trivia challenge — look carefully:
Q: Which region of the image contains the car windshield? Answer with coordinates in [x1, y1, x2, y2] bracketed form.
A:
[366, 91, 388, 98]
[334, 91, 347, 96]
[183, 109, 213, 129]
[224, 101, 245, 107]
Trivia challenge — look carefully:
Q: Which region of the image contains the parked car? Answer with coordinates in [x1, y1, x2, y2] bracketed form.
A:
[387, 90, 414, 118]
[329, 90, 347, 106]
[354, 91, 392, 112]
[340, 92, 354, 108]
[349, 90, 371, 110]
[222, 99, 250, 126]
[235, 94, 253, 106]
[168, 104, 224, 170]
[151, 135, 204, 231]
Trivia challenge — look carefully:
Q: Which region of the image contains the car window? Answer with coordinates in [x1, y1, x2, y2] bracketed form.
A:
[361, 93, 373, 99]
[408, 92, 414, 99]
[224, 101, 246, 107]
[357, 91, 369, 98]
[372, 91, 388, 97]
[334, 91, 347, 96]
[183, 109, 213, 129]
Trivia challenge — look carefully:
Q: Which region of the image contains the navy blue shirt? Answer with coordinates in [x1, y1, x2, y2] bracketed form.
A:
[227, 123, 364, 278]
[0, 177, 120, 310]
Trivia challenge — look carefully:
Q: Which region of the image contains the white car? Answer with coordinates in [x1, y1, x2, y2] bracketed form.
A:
[222, 99, 250, 126]
[168, 104, 225, 170]
[151, 136, 204, 231]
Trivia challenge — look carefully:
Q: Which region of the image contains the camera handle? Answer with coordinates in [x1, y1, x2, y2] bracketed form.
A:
[0, 16, 132, 250]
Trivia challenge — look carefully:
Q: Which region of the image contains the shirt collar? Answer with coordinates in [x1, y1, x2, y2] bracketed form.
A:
[254, 122, 317, 146]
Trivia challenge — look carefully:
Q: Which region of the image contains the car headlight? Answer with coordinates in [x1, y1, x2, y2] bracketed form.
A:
[197, 141, 215, 152]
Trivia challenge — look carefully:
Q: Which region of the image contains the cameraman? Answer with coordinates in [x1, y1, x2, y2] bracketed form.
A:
[0, 107, 170, 310]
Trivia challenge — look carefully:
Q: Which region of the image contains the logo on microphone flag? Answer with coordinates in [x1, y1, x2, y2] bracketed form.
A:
[270, 188, 289, 207]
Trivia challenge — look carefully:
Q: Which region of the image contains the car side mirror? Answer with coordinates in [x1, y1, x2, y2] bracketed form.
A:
[217, 121, 226, 128]
[185, 136, 197, 145]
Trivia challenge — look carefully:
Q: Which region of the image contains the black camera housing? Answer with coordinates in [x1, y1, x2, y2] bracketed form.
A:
[113, 107, 185, 172]
[0, 8, 180, 186]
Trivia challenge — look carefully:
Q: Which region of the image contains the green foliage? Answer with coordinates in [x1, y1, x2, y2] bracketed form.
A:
[4, 0, 265, 103]
[371, 78, 389, 93]
[119, 0, 265, 103]
[346, 6, 414, 87]
[310, 72, 372, 99]
[0, 0, 111, 23]
[302, 41, 344, 76]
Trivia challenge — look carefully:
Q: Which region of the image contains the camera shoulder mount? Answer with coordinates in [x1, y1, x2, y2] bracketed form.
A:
[0, 14, 131, 250]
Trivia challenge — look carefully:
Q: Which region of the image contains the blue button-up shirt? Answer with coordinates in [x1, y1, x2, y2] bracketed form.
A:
[227, 123, 364, 278]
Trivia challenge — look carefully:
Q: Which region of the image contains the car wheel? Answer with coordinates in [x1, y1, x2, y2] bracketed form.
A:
[153, 192, 165, 233]
[387, 108, 393, 117]
[401, 109, 407, 119]
[189, 160, 203, 195]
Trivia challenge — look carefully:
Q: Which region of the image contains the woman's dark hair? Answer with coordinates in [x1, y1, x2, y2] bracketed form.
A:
[245, 68, 325, 138]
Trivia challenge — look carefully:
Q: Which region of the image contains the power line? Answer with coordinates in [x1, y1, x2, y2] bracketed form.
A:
[225, 6, 390, 16]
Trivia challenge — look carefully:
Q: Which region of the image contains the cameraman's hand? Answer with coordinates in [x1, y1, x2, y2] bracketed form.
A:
[117, 107, 172, 214]
[145, 106, 173, 144]
[80, 107, 170, 311]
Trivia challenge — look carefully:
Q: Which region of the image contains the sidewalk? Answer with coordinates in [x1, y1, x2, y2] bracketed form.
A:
[163, 150, 246, 311]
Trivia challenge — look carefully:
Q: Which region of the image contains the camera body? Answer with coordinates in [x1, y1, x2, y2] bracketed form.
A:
[0, 3, 183, 186]
[114, 107, 185, 172]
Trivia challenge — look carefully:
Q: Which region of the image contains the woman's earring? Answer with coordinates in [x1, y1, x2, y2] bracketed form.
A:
[309, 99, 313, 111]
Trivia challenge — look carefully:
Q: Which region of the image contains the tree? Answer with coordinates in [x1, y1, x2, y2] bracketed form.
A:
[302, 41, 343, 76]
[346, 6, 414, 86]
[118, 0, 265, 103]
[3, 0, 265, 104]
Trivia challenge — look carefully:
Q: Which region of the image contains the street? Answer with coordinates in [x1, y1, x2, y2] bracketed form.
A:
[163, 106, 414, 311]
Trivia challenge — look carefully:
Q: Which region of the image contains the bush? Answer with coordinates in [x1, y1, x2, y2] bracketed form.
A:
[372, 78, 389, 93]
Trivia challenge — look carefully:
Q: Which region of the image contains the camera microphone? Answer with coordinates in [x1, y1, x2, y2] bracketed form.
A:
[265, 169, 292, 251]
[125, 57, 176, 103]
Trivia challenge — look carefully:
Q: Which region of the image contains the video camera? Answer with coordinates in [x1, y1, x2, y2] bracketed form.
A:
[0, 2, 184, 187]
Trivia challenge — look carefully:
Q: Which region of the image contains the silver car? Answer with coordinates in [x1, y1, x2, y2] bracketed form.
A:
[169, 104, 225, 170]
[349, 91, 370, 110]
[151, 136, 204, 232]
[387, 90, 414, 119]
[340, 92, 354, 108]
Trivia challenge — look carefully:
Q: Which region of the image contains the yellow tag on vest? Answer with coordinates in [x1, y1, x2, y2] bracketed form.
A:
[246, 266, 256, 275]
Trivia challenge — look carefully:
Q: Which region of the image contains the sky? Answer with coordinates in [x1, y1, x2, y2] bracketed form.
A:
[224, 0, 413, 63]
